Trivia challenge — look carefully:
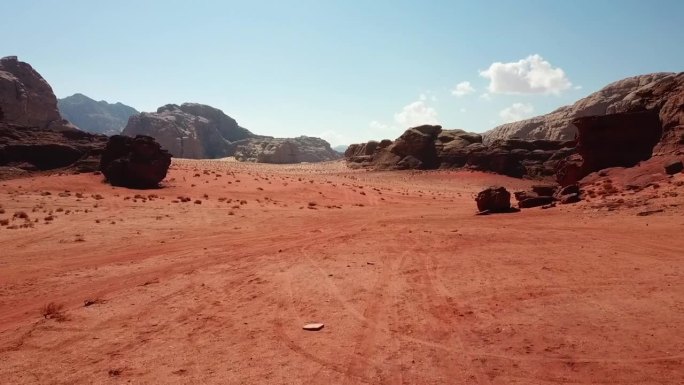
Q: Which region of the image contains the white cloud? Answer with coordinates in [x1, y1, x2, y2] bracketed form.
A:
[369, 120, 394, 132]
[499, 102, 534, 123]
[394, 100, 439, 128]
[479, 93, 491, 101]
[318, 130, 349, 147]
[480, 54, 572, 95]
[459, 108, 467, 113]
[451, 81, 475, 97]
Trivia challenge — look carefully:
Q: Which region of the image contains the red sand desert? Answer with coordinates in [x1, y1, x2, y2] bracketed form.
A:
[0, 159, 683, 384]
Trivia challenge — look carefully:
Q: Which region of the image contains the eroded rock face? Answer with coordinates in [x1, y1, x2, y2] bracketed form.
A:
[233, 136, 341, 164]
[0, 56, 64, 129]
[575, 110, 662, 172]
[0, 57, 107, 178]
[122, 103, 255, 159]
[484, 72, 682, 143]
[0, 122, 107, 174]
[100, 135, 171, 188]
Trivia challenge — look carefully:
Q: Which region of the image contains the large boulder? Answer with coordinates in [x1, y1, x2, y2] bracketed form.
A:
[475, 186, 512, 213]
[58, 93, 138, 136]
[100, 135, 172, 189]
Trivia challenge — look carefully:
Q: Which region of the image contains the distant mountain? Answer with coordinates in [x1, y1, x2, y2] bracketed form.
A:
[333, 144, 349, 153]
[58, 93, 138, 135]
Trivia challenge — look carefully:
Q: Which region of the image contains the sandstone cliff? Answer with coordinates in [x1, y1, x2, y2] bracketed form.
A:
[0, 56, 107, 177]
[484, 72, 682, 144]
[0, 56, 76, 131]
[122, 103, 255, 159]
[58, 93, 138, 136]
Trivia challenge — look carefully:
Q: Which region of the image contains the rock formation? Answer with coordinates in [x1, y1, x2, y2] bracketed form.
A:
[100, 135, 171, 189]
[484, 72, 682, 143]
[554, 75, 683, 187]
[348, 72, 683, 190]
[0, 56, 77, 131]
[234, 136, 341, 163]
[345, 125, 575, 178]
[122, 103, 255, 159]
[123, 103, 340, 163]
[0, 56, 107, 177]
[58, 93, 138, 136]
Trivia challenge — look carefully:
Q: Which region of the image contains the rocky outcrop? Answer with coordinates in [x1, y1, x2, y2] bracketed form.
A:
[0, 57, 107, 178]
[512, 183, 583, 209]
[0, 122, 107, 175]
[234, 136, 341, 163]
[576, 111, 661, 171]
[58, 93, 138, 135]
[123, 103, 340, 163]
[0, 56, 77, 132]
[122, 103, 255, 159]
[346, 125, 575, 178]
[100, 135, 171, 189]
[484, 73, 683, 143]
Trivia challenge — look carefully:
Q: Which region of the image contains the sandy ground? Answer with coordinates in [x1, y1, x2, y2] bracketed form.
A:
[0, 159, 682, 384]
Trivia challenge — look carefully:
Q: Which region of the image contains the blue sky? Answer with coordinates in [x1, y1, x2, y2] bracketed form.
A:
[3, 0, 683, 146]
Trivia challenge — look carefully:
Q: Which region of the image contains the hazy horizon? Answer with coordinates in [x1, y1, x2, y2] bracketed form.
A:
[3, 0, 683, 146]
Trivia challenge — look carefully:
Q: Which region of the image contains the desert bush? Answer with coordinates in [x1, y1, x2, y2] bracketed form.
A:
[41, 302, 66, 321]
[13, 211, 28, 219]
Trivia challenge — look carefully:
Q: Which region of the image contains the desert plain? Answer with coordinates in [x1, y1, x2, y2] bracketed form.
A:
[0, 159, 682, 384]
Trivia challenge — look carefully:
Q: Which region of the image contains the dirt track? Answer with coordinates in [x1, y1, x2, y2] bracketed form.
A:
[0, 160, 682, 384]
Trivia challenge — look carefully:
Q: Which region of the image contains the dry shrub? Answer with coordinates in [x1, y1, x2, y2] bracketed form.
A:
[13, 211, 29, 219]
[41, 302, 66, 321]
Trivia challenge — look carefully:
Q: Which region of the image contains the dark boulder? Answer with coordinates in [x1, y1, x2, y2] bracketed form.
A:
[475, 186, 512, 213]
[531, 184, 558, 196]
[100, 135, 172, 189]
[519, 196, 555, 208]
[664, 160, 683, 174]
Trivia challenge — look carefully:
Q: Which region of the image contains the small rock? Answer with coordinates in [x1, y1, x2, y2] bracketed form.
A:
[636, 209, 664, 216]
[664, 160, 683, 175]
[560, 193, 581, 204]
[555, 184, 580, 198]
[303, 323, 324, 331]
[519, 196, 555, 208]
[531, 184, 558, 196]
